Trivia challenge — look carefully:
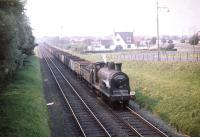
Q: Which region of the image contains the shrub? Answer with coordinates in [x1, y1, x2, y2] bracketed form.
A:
[189, 34, 199, 45]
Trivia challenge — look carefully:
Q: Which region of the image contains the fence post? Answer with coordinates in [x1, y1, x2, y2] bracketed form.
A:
[187, 52, 188, 61]
[179, 53, 181, 61]
[173, 54, 174, 61]
[153, 54, 154, 61]
[143, 54, 144, 60]
[167, 54, 168, 61]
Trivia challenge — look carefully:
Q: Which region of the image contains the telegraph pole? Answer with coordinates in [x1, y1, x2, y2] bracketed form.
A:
[157, 1, 160, 61]
[156, 1, 169, 61]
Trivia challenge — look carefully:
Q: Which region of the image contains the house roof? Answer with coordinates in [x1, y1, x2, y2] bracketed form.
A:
[115, 32, 134, 44]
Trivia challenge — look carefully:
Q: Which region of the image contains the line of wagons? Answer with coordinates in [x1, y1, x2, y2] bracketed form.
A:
[46, 45, 135, 106]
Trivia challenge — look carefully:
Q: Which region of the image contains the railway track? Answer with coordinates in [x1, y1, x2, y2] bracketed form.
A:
[44, 47, 144, 137]
[112, 106, 169, 137]
[41, 46, 170, 137]
[93, 97, 169, 137]
[41, 47, 111, 137]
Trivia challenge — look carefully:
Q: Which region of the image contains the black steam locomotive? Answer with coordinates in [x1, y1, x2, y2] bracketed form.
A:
[46, 45, 134, 106]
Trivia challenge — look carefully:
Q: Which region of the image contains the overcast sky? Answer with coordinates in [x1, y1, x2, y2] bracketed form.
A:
[26, 0, 200, 37]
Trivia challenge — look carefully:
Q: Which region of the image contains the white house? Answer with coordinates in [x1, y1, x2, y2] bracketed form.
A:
[113, 32, 137, 50]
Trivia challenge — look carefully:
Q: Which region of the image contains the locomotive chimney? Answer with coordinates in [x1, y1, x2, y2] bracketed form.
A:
[115, 63, 122, 71]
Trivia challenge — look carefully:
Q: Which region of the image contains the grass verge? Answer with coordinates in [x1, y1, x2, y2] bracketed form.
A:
[0, 55, 50, 137]
[123, 61, 200, 137]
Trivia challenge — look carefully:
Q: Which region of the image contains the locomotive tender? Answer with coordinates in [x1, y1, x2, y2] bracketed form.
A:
[46, 45, 134, 106]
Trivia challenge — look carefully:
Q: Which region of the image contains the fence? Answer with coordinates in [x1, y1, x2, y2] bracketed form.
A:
[107, 52, 200, 62]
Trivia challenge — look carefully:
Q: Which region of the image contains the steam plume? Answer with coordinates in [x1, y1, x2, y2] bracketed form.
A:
[101, 54, 107, 63]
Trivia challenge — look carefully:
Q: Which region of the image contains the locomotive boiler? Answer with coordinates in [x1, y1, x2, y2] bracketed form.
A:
[93, 62, 131, 105]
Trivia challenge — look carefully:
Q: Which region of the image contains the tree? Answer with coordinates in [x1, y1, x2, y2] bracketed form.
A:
[150, 37, 157, 45]
[189, 33, 199, 45]
[180, 39, 185, 43]
[0, 0, 36, 82]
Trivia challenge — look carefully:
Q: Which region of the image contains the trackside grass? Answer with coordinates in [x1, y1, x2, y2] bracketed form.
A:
[123, 61, 200, 137]
[72, 52, 200, 137]
[0, 56, 50, 137]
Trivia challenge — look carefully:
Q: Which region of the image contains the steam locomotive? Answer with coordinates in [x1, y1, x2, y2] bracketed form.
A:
[46, 45, 134, 106]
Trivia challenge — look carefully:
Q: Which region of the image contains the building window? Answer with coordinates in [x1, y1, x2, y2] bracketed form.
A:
[126, 37, 132, 43]
[116, 38, 120, 41]
[115, 45, 123, 51]
[127, 45, 131, 48]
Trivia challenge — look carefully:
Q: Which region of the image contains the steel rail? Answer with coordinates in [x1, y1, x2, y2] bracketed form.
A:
[93, 96, 143, 137]
[109, 108, 144, 137]
[126, 106, 169, 137]
[43, 48, 112, 137]
[40, 49, 87, 137]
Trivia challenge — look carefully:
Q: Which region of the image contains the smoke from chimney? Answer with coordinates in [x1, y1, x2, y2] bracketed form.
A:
[101, 54, 107, 63]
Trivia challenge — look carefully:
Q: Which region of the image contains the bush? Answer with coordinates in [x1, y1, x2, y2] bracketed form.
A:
[150, 37, 157, 45]
[189, 34, 199, 45]
[166, 43, 175, 50]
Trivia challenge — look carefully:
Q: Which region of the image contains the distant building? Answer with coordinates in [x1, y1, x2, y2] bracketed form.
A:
[86, 32, 139, 52]
[87, 39, 113, 52]
[113, 32, 136, 50]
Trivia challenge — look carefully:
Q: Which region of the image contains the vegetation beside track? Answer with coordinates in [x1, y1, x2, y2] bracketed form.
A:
[0, 0, 36, 82]
[0, 56, 50, 137]
[70, 51, 200, 137]
[123, 61, 200, 137]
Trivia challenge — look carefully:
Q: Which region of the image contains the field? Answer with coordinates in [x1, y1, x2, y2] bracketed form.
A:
[0, 56, 50, 137]
[73, 51, 200, 137]
[124, 61, 200, 137]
